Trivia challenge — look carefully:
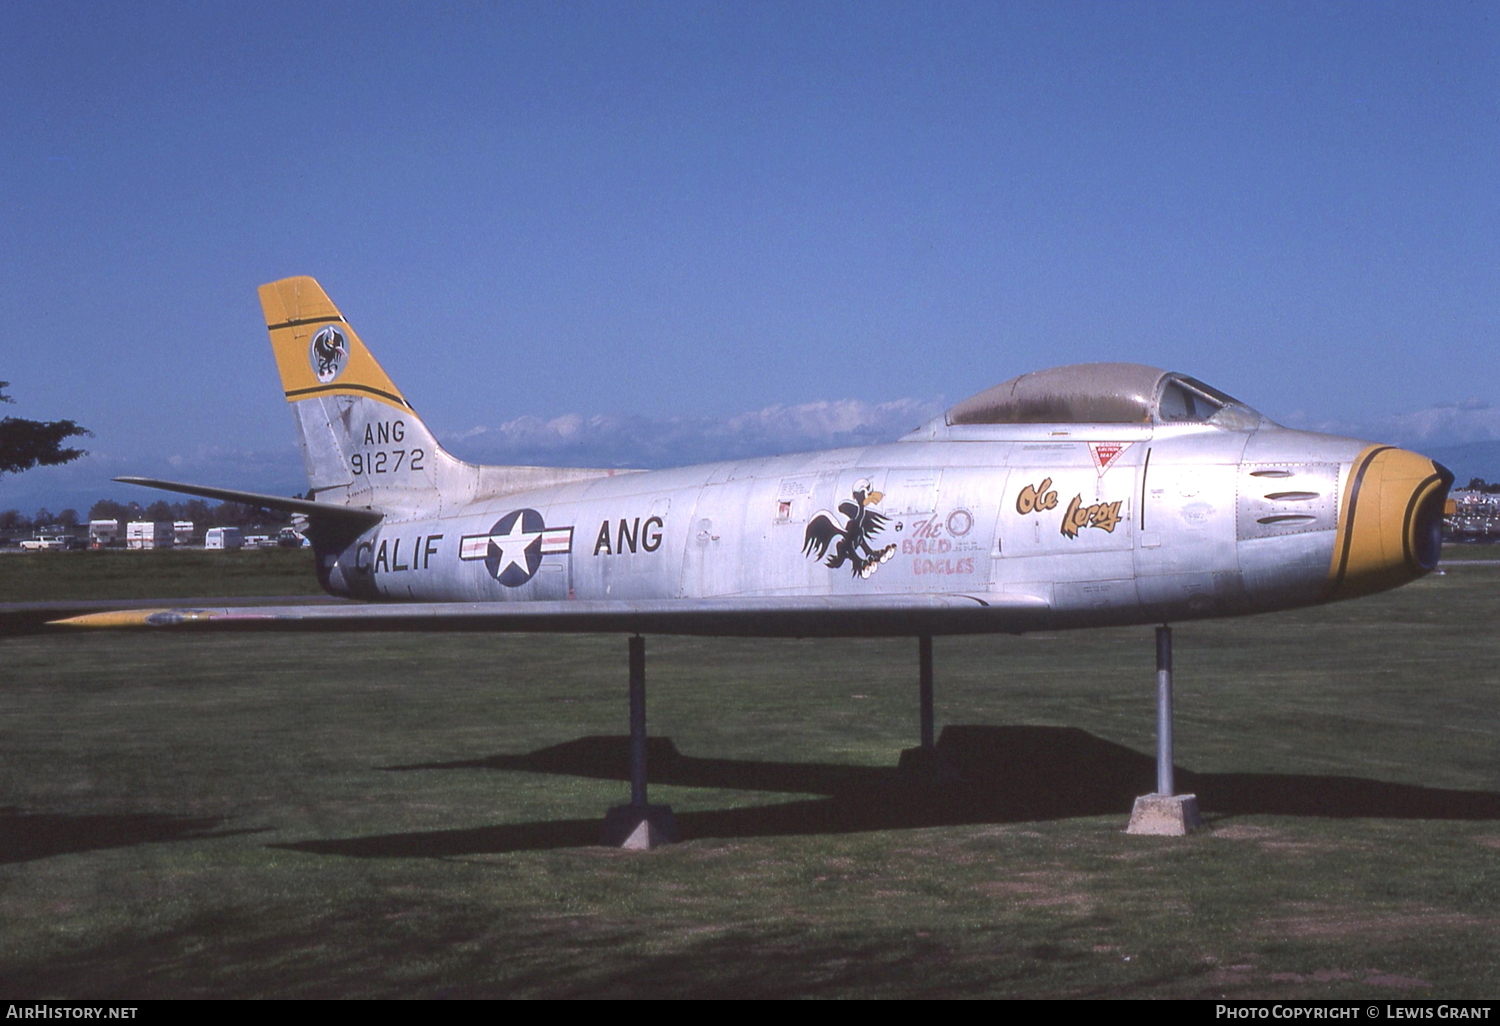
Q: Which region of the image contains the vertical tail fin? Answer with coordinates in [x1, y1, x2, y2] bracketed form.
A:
[260, 276, 456, 515]
[260, 277, 627, 517]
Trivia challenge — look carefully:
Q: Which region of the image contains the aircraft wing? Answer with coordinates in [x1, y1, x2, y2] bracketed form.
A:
[0, 596, 353, 637]
[52, 592, 1053, 638]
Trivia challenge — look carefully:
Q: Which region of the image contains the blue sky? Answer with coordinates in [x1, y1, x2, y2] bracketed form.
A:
[3, 1, 1497, 513]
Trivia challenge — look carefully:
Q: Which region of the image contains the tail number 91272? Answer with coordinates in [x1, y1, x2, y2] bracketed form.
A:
[352, 449, 425, 475]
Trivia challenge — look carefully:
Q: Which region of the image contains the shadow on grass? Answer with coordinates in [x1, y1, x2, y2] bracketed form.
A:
[0, 807, 263, 864]
[277, 725, 1500, 858]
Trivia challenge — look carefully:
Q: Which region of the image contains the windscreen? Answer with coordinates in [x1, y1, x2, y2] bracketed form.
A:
[1157, 375, 1262, 429]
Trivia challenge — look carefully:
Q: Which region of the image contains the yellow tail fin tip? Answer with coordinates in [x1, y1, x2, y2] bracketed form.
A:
[259, 276, 408, 409]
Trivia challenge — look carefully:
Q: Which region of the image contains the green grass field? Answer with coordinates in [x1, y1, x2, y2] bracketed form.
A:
[0, 550, 1497, 997]
[0, 548, 322, 602]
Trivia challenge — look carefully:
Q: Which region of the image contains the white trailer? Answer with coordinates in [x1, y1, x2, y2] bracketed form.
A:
[88, 520, 120, 547]
[126, 521, 174, 549]
[204, 527, 244, 550]
[173, 521, 195, 546]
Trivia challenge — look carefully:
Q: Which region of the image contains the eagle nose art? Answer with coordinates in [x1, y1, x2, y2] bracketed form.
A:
[1328, 446, 1454, 599]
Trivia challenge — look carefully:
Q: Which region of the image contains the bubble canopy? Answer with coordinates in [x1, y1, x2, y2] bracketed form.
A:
[942, 363, 1265, 429]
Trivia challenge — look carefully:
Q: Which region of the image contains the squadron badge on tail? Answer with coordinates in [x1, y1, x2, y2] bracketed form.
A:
[802, 479, 897, 579]
[309, 326, 349, 383]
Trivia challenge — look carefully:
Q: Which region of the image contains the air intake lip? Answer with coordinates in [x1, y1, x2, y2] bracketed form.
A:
[1410, 462, 1455, 572]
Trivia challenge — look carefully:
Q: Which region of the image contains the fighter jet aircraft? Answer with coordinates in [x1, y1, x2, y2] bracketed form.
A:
[61, 276, 1453, 842]
[81, 276, 1450, 634]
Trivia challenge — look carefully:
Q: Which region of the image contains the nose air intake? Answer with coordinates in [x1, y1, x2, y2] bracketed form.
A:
[1411, 461, 1453, 571]
[1328, 447, 1454, 600]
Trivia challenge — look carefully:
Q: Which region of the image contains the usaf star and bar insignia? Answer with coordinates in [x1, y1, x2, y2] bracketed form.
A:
[460, 509, 573, 587]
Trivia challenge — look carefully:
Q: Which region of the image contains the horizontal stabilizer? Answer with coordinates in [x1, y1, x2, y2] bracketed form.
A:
[114, 476, 383, 528]
[53, 592, 1053, 639]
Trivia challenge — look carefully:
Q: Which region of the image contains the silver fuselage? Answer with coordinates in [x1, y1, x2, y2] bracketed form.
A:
[320, 418, 1428, 631]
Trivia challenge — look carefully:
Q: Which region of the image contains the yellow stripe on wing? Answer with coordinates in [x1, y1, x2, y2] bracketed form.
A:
[52, 609, 220, 628]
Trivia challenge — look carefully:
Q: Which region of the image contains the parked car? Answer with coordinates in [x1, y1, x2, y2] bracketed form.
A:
[20, 535, 79, 551]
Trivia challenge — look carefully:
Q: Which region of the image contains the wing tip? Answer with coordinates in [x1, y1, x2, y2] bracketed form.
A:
[51, 609, 218, 629]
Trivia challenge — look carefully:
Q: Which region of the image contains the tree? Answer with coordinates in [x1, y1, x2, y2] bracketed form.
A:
[213, 502, 253, 526]
[179, 498, 212, 525]
[0, 382, 90, 477]
[89, 499, 132, 523]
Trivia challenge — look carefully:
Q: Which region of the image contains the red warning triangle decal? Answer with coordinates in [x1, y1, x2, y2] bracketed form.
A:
[1089, 441, 1132, 475]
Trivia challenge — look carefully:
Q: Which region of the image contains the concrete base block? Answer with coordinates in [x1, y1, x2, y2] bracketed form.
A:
[601, 803, 679, 849]
[1126, 793, 1204, 836]
[896, 745, 963, 787]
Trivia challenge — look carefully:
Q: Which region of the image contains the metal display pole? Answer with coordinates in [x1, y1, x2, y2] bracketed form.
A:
[629, 634, 647, 807]
[601, 634, 678, 848]
[1125, 623, 1202, 835]
[1156, 624, 1174, 797]
[919, 634, 935, 751]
